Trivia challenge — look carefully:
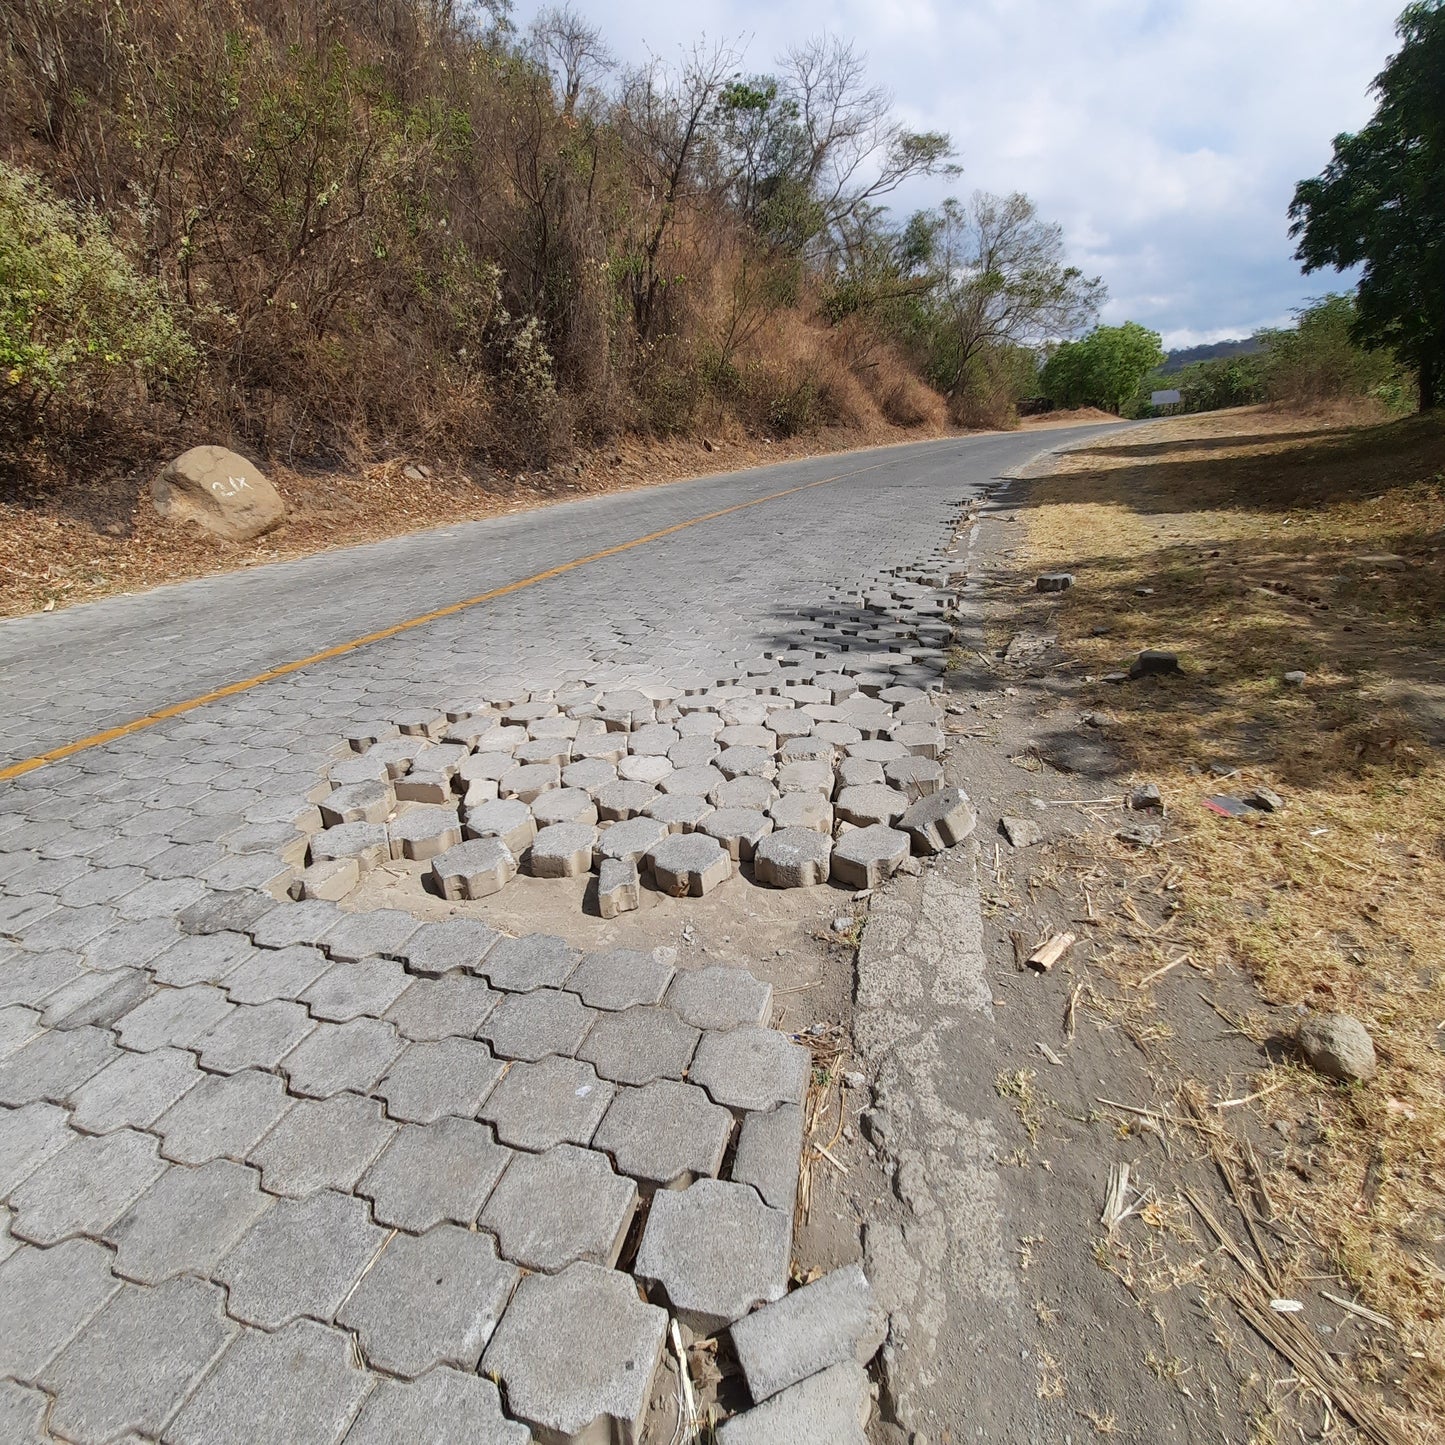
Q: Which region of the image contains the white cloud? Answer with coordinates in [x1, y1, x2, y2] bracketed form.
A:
[512, 0, 1404, 344]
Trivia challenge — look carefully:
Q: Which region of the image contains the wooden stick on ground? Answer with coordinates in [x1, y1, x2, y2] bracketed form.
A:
[1029, 931, 1076, 971]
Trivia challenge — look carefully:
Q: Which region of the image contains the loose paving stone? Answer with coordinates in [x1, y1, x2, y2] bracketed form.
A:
[578, 1006, 700, 1085]
[899, 785, 978, 853]
[0, 1100, 73, 1194]
[835, 783, 909, 828]
[321, 907, 419, 962]
[41, 1275, 236, 1445]
[327, 752, 390, 786]
[700, 806, 772, 862]
[482, 932, 580, 991]
[0, 1237, 121, 1381]
[561, 757, 618, 795]
[690, 1027, 809, 1114]
[149, 931, 254, 988]
[357, 1117, 513, 1231]
[730, 1103, 805, 1214]
[215, 1187, 387, 1327]
[634, 1178, 790, 1333]
[645, 792, 713, 833]
[281, 1017, 403, 1098]
[404, 917, 501, 977]
[571, 733, 627, 763]
[67, 1046, 201, 1133]
[844, 738, 908, 763]
[338, 1224, 519, 1377]
[890, 721, 945, 758]
[463, 798, 536, 855]
[345, 1366, 529, 1445]
[667, 736, 720, 769]
[317, 779, 392, 827]
[711, 774, 777, 811]
[480, 988, 595, 1061]
[779, 735, 836, 764]
[384, 973, 500, 1040]
[115, 984, 234, 1051]
[775, 760, 832, 795]
[511, 739, 569, 769]
[566, 947, 675, 1011]
[597, 856, 642, 918]
[595, 778, 658, 821]
[106, 1159, 271, 1284]
[165, 1318, 372, 1445]
[814, 721, 863, 748]
[498, 761, 561, 802]
[715, 745, 776, 782]
[248, 1092, 396, 1198]
[431, 836, 519, 898]
[884, 754, 945, 799]
[830, 822, 910, 888]
[0, 1024, 119, 1106]
[753, 827, 833, 888]
[717, 722, 773, 748]
[154, 1069, 292, 1164]
[617, 754, 674, 788]
[729, 1263, 886, 1404]
[595, 815, 668, 867]
[458, 751, 515, 787]
[715, 1361, 871, 1444]
[222, 942, 331, 1004]
[768, 791, 833, 834]
[665, 965, 773, 1030]
[376, 1038, 506, 1123]
[528, 821, 597, 879]
[659, 764, 725, 797]
[479, 1055, 614, 1152]
[388, 804, 464, 862]
[481, 1144, 637, 1273]
[308, 820, 390, 869]
[302, 956, 410, 1021]
[593, 1079, 732, 1190]
[196, 998, 315, 1073]
[250, 899, 345, 950]
[648, 831, 733, 896]
[481, 1262, 667, 1444]
[833, 756, 884, 791]
[40, 966, 152, 1030]
[532, 787, 599, 828]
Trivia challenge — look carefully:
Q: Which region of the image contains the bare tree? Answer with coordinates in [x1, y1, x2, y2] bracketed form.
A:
[529, 4, 613, 118]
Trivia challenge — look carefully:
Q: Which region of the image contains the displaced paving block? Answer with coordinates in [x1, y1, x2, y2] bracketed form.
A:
[480, 1143, 636, 1272]
[318, 779, 391, 827]
[376, 1038, 506, 1124]
[779, 736, 835, 764]
[711, 774, 777, 811]
[835, 784, 909, 829]
[247, 1092, 395, 1198]
[753, 827, 832, 888]
[389, 805, 463, 862]
[384, 973, 500, 1040]
[595, 815, 668, 867]
[595, 779, 658, 821]
[775, 760, 832, 795]
[730, 1102, 804, 1214]
[67, 1046, 201, 1132]
[291, 857, 359, 901]
[898, 785, 977, 854]
[597, 857, 642, 918]
[328, 752, 390, 786]
[634, 1178, 790, 1333]
[338, 1224, 518, 1378]
[690, 1027, 809, 1114]
[482, 932, 580, 992]
[715, 1361, 871, 1444]
[834, 756, 884, 791]
[357, 1117, 513, 1231]
[768, 792, 833, 834]
[106, 1158, 270, 1284]
[578, 1006, 700, 1085]
[280, 1017, 402, 1099]
[479, 1056, 613, 1152]
[481, 1263, 667, 1445]
[843, 739, 907, 764]
[884, 754, 944, 800]
[322, 907, 419, 962]
[716, 746, 777, 782]
[214, 1188, 387, 1328]
[814, 721, 863, 748]
[345, 1367, 529, 1445]
[729, 1264, 886, 1404]
[404, 918, 501, 977]
[41, 1276, 236, 1445]
[627, 723, 679, 756]
[528, 822, 598, 879]
[498, 762, 561, 803]
[463, 798, 536, 856]
[593, 1079, 732, 1190]
[531, 787, 598, 828]
[431, 837, 518, 899]
[617, 753, 673, 786]
[830, 823, 910, 888]
[513, 738, 569, 768]
[665, 966, 772, 1030]
[648, 832, 732, 896]
[165, 1318, 372, 1445]
[645, 792, 714, 833]
[566, 948, 674, 1011]
[393, 708, 448, 737]
[571, 734, 628, 764]
[695, 806, 771, 863]
[667, 736, 721, 768]
[301, 956, 410, 1022]
[154, 1069, 291, 1165]
[9, 1127, 166, 1246]
[479, 988, 595, 1062]
[308, 821, 389, 870]
[0, 1236, 121, 1382]
[457, 751, 515, 787]
[675, 711, 724, 737]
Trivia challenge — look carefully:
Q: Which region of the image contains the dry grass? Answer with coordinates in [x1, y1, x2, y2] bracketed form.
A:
[1023, 404, 1445, 1435]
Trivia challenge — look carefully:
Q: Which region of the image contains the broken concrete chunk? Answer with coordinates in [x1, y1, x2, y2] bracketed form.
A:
[1035, 573, 1074, 592]
[1128, 650, 1182, 679]
[999, 815, 1042, 849]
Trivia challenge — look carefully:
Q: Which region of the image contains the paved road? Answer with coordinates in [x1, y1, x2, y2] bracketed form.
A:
[0, 424, 1118, 1443]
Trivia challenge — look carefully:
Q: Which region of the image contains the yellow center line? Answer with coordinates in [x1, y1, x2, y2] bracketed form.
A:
[1, 455, 906, 783]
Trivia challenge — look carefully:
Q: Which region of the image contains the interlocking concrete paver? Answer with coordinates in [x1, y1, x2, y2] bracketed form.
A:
[384, 972, 500, 1039]
[0, 1380, 47, 1440]
[344, 1367, 530, 1445]
[107, 1159, 271, 1283]
[481, 931, 580, 991]
[321, 907, 419, 961]
[753, 827, 833, 888]
[648, 831, 732, 896]
[250, 899, 345, 950]
[115, 984, 234, 1051]
[248, 1092, 396, 1197]
[41, 1275, 236, 1445]
[481, 1262, 667, 1444]
[337, 1223, 519, 1377]
[165, 1319, 372, 1445]
[665, 965, 773, 1030]
[829, 821, 910, 887]
[301, 956, 410, 1021]
[0, 1237, 121, 1382]
[479, 987, 596, 1061]
[0, 1024, 120, 1106]
[154, 1067, 292, 1164]
[196, 998, 315, 1073]
[357, 1116, 513, 1230]
[593, 1078, 733, 1190]
[690, 1027, 810, 1114]
[0, 949, 81, 1009]
[214, 1188, 387, 1328]
[0, 1004, 42, 1059]
[41, 965, 152, 1030]
[577, 1005, 700, 1085]
[375, 1038, 506, 1123]
[68, 1046, 201, 1133]
[222, 942, 331, 1003]
[281, 1017, 403, 1098]
[479, 1055, 614, 1152]
[714, 1360, 871, 1444]
[731, 1101, 805, 1213]
[566, 947, 675, 1011]
[403, 917, 501, 976]
[148, 930, 253, 987]
[9, 1127, 166, 1245]
[0, 1100, 73, 1194]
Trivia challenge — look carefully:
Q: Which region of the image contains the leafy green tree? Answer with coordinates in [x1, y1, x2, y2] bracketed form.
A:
[1289, 0, 1444, 410]
[1040, 322, 1165, 414]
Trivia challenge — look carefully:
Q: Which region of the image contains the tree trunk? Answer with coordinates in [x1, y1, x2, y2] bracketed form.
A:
[1419, 351, 1439, 411]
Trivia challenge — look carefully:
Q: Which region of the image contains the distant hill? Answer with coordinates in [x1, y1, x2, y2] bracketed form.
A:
[1159, 336, 1264, 373]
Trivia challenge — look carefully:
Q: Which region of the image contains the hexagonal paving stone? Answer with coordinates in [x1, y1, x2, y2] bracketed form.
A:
[660, 765, 725, 797]
[715, 746, 776, 782]
[647, 832, 732, 897]
[592, 1079, 733, 1190]
[478, 1056, 614, 1152]
[375, 1038, 507, 1123]
[689, 1027, 810, 1114]
[479, 989, 595, 1062]
[565, 948, 675, 1011]
[357, 1117, 514, 1231]
[644, 792, 713, 834]
[577, 1006, 700, 1086]
[830, 821, 910, 887]
[337, 1224, 518, 1378]
[898, 785, 978, 854]
[753, 827, 833, 888]
[481, 1263, 667, 1445]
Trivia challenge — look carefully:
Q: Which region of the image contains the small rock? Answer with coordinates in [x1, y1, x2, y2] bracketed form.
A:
[831, 916, 853, 934]
[402, 463, 425, 481]
[1245, 786, 1285, 813]
[1116, 824, 1162, 848]
[1283, 670, 1308, 686]
[1128, 650, 1181, 680]
[843, 1071, 867, 1091]
[895, 857, 922, 877]
[999, 816, 1042, 849]
[1036, 574, 1074, 592]
[1134, 586, 1155, 597]
[1297, 1013, 1376, 1083]
[1128, 783, 1164, 812]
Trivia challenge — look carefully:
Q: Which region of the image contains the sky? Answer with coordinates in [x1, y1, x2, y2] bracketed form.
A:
[510, 0, 1405, 350]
